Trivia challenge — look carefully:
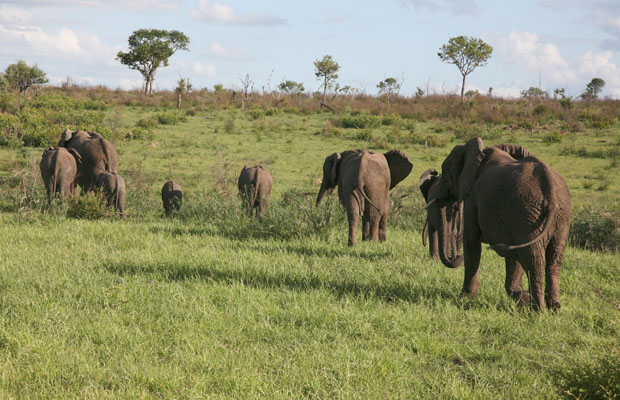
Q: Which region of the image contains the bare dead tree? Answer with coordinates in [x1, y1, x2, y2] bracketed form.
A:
[266, 69, 285, 108]
[240, 73, 252, 119]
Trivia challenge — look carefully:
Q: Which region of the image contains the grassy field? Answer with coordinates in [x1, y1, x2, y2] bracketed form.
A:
[1, 98, 619, 398]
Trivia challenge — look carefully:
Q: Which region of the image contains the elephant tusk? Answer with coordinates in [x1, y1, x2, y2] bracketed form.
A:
[422, 198, 437, 210]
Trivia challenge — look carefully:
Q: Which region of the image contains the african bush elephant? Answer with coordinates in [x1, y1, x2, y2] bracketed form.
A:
[238, 165, 273, 217]
[418, 144, 534, 263]
[419, 168, 461, 263]
[428, 137, 571, 310]
[95, 172, 126, 218]
[39, 147, 82, 203]
[161, 180, 182, 216]
[316, 149, 412, 246]
[58, 129, 119, 193]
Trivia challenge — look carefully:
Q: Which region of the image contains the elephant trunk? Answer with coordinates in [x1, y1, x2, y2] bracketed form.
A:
[316, 182, 330, 206]
[437, 202, 463, 268]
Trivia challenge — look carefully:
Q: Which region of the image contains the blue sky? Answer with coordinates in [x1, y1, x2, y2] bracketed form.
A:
[1, 0, 620, 98]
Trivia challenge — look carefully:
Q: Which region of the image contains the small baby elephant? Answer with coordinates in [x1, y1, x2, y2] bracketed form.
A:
[95, 172, 126, 218]
[39, 146, 82, 204]
[238, 165, 273, 217]
[161, 180, 182, 215]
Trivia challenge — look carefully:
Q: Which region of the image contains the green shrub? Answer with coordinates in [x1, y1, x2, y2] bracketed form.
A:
[66, 192, 109, 220]
[157, 111, 186, 125]
[542, 131, 563, 143]
[355, 129, 373, 141]
[248, 109, 265, 120]
[381, 115, 398, 126]
[570, 206, 620, 252]
[339, 114, 381, 129]
[136, 116, 158, 129]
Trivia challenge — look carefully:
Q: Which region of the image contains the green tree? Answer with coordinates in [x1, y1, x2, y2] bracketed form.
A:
[278, 80, 305, 95]
[175, 77, 190, 108]
[580, 78, 606, 100]
[377, 77, 401, 106]
[4, 60, 48, 93]
[520, 87, 548, 99]
[116, 29, 190, 95]
[438, 36, 493, 99]
[314, 55, 340, 104]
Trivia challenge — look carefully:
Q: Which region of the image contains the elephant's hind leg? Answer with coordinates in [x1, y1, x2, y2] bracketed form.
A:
[378, 212, 387, 242]
[524, 245, 547, 311]
[505, 258, 531, 306]
[544, 233, 567, 310]
[362, 208, 371, 241]
[346, 197, 360, 246]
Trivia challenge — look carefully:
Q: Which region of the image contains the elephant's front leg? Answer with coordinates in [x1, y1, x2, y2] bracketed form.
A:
[462, 207, 481, 297]
[505, 258, 531, 306]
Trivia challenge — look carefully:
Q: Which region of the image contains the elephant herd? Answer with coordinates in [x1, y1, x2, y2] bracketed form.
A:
[39, 130, 572, 311]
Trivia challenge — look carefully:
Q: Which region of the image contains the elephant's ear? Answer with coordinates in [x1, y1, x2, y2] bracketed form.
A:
[458, 137, 485, 202]
[328, 152, 342, 187]
[418, 168, 438, 202]
[493, 144, 535, 160]
[67, 148, 82, 167]
[58, 129, 73, 147]
[384, 150, 413, 189]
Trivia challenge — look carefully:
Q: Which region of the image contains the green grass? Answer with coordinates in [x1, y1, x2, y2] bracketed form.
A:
[1, 103, 619, 398]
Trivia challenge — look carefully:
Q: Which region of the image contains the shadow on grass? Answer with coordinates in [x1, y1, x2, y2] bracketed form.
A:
[101, 260, 457, 304]
[245, 242, 393, 261]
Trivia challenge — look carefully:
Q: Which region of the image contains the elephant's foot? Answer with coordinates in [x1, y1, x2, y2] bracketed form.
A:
[508, 290, 531, 307]
[460, 287, 478, 298]
[545, 294, 561, 311]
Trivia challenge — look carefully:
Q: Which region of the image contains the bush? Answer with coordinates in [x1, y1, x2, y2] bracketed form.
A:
[570, 206, 620, 252]
[542, 131, 563, 143]
[339, 114, 381, 129]
[66, 192, 109, 220]
[157, 111, 187, 125]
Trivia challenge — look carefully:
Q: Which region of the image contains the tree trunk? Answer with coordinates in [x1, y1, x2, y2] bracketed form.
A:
[143, 79, 148, 95]
[461, 74, 466, 100]
[323, 76, 327, 104]
[177, 93, 181, 108]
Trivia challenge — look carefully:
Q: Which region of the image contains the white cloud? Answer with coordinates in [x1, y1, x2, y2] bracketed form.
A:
[495, 31, 577, 84]
[401, 0, 480, 15]
[208, 42, 250, 61]
[10, 0, 180, 11]
[0, 4, 34, 24]
[0, 24, 118, 64]
[190, 0, 286, 26]
[176, 61, 217, 78]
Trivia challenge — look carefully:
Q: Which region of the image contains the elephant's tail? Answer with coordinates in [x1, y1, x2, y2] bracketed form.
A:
[356, 186, 381, 214]
[491, 199, 556, 257]
[422, 219, 428, 247]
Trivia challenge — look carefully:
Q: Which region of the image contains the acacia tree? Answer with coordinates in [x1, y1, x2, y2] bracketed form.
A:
[314, 55, 340, 104]
[580, 78, 605, 100]
[377, 77, 402, 106]
[4, 60, 48, 93]
[438, 36, 492, 99]
[116, 29, 189, 95]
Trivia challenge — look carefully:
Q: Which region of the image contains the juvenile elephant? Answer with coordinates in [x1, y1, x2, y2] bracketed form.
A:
[58, 129, 119, 193]
[238, 165, 273, 217]
[428, 137, 571, 310]
[95, 172, 126, 218]
[39, 147, 82, 203]
[419, 169, 461, 262]
[161, 181, 182, 215]
[316, 149, 412, 246]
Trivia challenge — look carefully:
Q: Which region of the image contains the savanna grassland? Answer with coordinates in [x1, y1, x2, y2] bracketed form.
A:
[0, 88, 619, 399]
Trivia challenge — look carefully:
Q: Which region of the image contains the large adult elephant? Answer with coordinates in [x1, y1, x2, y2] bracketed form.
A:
[316, 149, 412, 246]
[427, 137, 571, 310]
[58, 129, 119, 192]
[418, 144, 534, 263]
[39, 147, 82, 203]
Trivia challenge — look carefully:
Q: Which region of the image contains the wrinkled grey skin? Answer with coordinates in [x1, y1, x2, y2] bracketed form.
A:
[39, 147, 82, 203]
[95, 172, 126, 218]
[430, 138, 571, 311]
[316, 149, 412, 246]
[419, 169, 461, 263]
[161, 180, 182, 216]
[238, 165, 273, 217]
[58, 129, 119, 193]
